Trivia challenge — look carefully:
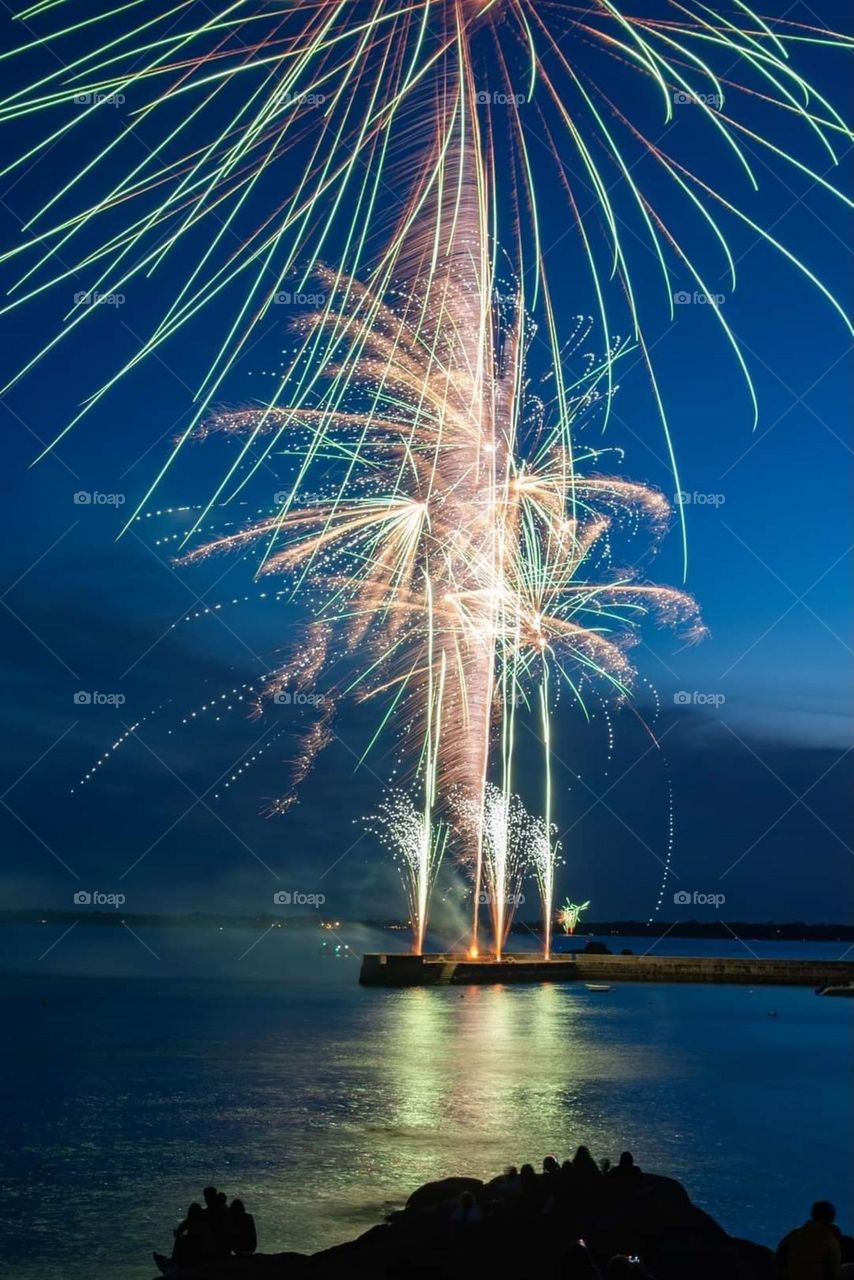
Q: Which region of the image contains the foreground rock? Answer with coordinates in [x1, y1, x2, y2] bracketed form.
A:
[150, 1169, 852, 1280]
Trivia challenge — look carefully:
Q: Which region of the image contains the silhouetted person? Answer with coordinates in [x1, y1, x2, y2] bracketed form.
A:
[540, 1154, 562, 1216]
[572, 1145, 602, 1189]
[776, 1201, 842, 1280]
[451, 1190, 482, 1226]
[497, 1166, 522, 1198]
[210, 1190, 231, 1257]
[610, 1152, 642, 1182]
[519, 1162, 540, 1210]
[228, 1199, 257, 1256]
[154, 1202, 218, 1272]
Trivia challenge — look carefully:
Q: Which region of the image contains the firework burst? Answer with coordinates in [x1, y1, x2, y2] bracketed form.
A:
[558, 898, 591, 936]
[181, 224, 702, 952]
[0, 0, 850, 558]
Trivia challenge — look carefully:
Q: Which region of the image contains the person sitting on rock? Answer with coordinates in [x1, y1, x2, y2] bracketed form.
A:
[609, 1152, 642, 1182]
[572, 1145, 602, 1187]
[541, 1155, 562, 1215]
[497, 1165, 522, 1197]
[776, 1201, 842, 1280]
[207, 1190, 232, 1258]
[153, 1202, 218, 1273]
[228, 1198, 257, 1256]
[450, 1190, 483, 1226]
[519, 1163, 542, 1210]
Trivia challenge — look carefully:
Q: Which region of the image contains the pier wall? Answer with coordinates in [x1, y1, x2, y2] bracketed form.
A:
[359, 952, 854, 988]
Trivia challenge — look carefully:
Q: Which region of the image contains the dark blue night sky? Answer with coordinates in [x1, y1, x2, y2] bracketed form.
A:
[0, 1, 850, 927]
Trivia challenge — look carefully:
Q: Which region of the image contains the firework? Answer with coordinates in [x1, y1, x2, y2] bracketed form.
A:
[0, 0, 850, 553]
[558, 899, 590, 936]
[527, 810, 563, 957]
[181, 229, 702, 953]
[369, 790, 448, 955]
[452, 782, 538, 959]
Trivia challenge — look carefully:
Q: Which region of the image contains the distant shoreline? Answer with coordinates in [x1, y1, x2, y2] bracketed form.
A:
[2, 910, 852, 940]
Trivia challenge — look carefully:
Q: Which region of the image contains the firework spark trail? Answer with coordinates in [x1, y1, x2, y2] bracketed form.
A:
[369, 789, 449, 954]
[527, 808, 562, 955]
[0, 0, 850, 556]
[452, 781, 542, 959]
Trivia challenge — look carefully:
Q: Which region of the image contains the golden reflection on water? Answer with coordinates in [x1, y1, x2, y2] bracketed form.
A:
[375, 984, 591, 1169]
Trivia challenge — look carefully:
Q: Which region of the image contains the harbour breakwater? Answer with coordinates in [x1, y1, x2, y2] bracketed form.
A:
[359, 951, 854, 987]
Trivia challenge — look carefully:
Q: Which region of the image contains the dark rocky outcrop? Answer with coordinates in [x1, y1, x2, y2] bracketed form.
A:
[148, 1167, 785, 1280]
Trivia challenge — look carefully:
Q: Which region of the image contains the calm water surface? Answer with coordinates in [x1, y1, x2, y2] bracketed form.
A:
[1, 925, 851, 1278]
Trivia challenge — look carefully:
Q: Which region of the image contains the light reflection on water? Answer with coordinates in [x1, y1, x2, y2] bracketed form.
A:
[0, 928, 851, 1280]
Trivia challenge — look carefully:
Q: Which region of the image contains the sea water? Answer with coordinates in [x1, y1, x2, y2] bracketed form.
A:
[0, 925, 850, 1278]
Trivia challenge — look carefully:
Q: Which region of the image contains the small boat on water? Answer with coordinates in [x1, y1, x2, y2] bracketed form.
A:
[815, 983, 854, 997]
[585, 983, 613, 992]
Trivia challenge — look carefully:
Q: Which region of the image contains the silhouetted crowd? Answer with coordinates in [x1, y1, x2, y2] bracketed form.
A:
[453, 1149, 652, 1278]
[153, 1185, 256, 1274]
[447, 1152, 846, 1279]
[150, 1161, 847, 1279]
